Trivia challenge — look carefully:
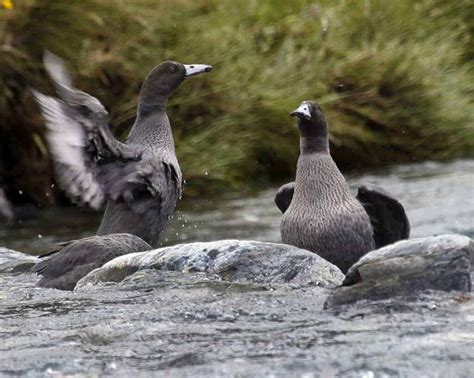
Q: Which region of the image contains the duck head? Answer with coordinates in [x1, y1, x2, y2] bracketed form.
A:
[139, 61, 212, 107]
[291, 101, 325, 125]
[290, 100, 329, 153]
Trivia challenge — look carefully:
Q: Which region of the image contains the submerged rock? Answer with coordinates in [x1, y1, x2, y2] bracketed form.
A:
[325, 234, 473, 308]
[0, 247, 37, 274]
[76, 240, 344, 290]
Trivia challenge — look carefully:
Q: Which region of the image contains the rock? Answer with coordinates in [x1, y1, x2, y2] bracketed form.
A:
[76, 240, 344, 290]
[0, 247, 38, 274]
[325, 234, 473, 308]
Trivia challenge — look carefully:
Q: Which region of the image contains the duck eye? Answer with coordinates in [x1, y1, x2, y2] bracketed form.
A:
[169, 66, 176, 73]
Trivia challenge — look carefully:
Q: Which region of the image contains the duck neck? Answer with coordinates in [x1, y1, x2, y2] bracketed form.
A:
[298, 119, 329, 154]
[137, 93, 169, 113]
[127, 101, 175, 151]
[137, 98, 168, 114]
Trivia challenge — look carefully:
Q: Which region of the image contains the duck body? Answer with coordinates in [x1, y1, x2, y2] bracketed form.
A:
[96, 108, 181, 246]
[32, 234, 151, 290]
[281, 152, 374, 273]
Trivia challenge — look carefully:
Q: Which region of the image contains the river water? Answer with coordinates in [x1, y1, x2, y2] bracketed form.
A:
[1, 159, 473, 376]
[3, 159, 474, 253]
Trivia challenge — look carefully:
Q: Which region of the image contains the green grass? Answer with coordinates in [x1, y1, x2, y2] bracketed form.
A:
[1, 0, 473, 203]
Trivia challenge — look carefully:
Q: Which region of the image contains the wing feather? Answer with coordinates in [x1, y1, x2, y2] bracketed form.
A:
[356, 184, 410, 248]
[32, 90, 104, 209]
[274, 182, 295, 213]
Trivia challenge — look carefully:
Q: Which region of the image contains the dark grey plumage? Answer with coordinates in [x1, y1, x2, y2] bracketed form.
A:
[274, 182, 295, 214]
[31, 53, 212, 289]
[31, 234, 151, 290]
[278, 101, 409, 273]
[356, 184, 410, 246]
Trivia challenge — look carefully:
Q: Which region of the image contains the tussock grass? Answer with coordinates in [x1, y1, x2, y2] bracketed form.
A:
[1, 0, 473, 203]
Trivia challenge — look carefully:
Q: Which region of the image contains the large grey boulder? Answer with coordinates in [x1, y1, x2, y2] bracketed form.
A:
[0, 247, 37, 274]
[325, 234, 473, 308]
[76, 240, 344, 290]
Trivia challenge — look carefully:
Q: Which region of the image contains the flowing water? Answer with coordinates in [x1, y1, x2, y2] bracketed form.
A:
[1, 159, 473, 376]
[3, 159, 474, 253]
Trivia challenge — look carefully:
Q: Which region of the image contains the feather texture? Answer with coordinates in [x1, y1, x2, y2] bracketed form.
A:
[275, 181, 410, 250]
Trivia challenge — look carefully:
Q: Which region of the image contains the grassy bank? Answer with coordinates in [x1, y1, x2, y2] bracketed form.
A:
[1, 0, 473, 204]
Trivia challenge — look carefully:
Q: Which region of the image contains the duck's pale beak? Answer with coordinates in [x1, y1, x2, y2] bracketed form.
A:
[290, 103, 312, 120]
[184, 64, 213, 77]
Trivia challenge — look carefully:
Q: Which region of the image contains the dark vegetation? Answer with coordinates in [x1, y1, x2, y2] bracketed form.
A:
[0, 0, 473, 206]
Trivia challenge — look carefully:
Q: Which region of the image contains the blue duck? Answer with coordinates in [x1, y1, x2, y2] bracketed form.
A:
[277, 101, 409, 273]
[31, 52, 212, 289]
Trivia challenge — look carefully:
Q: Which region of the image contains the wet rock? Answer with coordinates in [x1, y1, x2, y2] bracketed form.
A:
[325, 234, 473, 308]
[0, 247, 38, 274]
[77, 240, 344, 290]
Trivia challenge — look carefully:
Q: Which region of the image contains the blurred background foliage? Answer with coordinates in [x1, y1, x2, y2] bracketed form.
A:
[0, 0, 473, 206]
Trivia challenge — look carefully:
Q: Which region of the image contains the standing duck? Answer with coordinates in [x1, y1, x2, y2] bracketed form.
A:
[31, 52, 212, 289]
[277, 101, 409, 273]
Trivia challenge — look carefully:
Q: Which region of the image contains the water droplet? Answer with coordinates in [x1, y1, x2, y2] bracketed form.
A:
[204, 172, 208, 176]
[37, 234, 42, 238]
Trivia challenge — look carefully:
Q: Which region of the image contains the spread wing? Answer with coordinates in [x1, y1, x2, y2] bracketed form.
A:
[356, 184, 410, 248]
[274, 182, 295, 213]
[32, 52, 181, 211]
